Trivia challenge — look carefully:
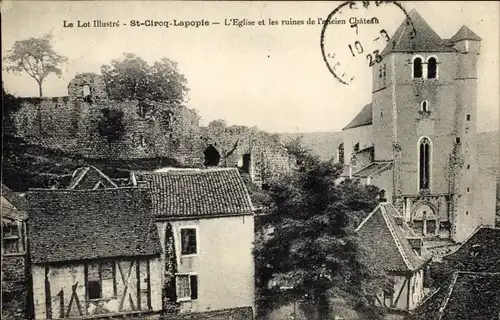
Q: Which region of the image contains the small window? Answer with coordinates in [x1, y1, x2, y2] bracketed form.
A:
[467, 164, 470, 169]
[467, 187, 470, 192]
[181, 228, 197, 255]
[87, 281, 101, 300]
[2, 223, 20, 254]
[466, 114, 471, 121]
[176, 274, 198, 301]
[86, 261, 116, 300]
[413, 57, 423, 78]
[456, 137, 461, 144]
[427, 57, 437, 79]
[83, 85, 91, 97]
[421, 101, 429, 112]
[466, 211, 469, 215]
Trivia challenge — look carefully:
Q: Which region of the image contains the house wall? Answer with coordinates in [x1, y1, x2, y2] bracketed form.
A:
[380, 270, 424, 311]
[157, 214, 255, 314]
[342, 125, 373, 166]
[31, 256, 161, 319]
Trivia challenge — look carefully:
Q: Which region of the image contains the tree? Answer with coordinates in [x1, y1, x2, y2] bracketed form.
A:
[101, 53, 189, 103]
[97, 108, 125, 147]
[254, 140, 390, 320]
[3, 34, 67, 97]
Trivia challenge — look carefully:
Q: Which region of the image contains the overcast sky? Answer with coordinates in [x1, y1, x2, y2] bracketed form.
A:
[2, 1, 499, 133]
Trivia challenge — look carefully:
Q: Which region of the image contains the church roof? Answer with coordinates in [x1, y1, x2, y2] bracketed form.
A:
[408, 272, 500, 320]
[352, 161, 392, 178]
[450, 25, 482, 42]
[343, 103, 372, 130]
[356, 203, 429, 273]
[381, 9, 456, 56]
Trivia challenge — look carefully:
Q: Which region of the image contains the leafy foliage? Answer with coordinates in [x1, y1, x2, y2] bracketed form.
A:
[3, 34, 67, 96]
[254, 139, 390, 320]
[101, 53, 189, 103]
[97, 108, 125, 146]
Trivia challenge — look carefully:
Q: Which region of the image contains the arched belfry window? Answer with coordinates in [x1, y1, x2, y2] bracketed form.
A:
[427, 57, 437, 79]
[421, 100, 429, 112]
[413, 57, 423, 79]
[419, 138, 431, 190]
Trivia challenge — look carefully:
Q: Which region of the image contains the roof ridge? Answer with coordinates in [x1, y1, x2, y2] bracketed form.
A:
[437, 272, 459, 320]
[443, 225, 487, 259]
[380, 204, 413, 270]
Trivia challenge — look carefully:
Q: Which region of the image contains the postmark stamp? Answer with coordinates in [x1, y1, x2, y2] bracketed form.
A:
[320, 1, 415, 85]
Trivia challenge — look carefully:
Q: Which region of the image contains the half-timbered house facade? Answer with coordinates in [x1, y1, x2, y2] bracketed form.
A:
[27, 187, 162, 319]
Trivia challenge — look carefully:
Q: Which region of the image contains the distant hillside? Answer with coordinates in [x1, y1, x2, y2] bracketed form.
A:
[280, 131, 499, 175]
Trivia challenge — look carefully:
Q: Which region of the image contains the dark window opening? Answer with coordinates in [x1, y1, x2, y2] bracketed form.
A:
[203, 145, 220, 167]
[242, 154, 251, 173]
[413, 57, 423, 78]
[379, 189, 387, 202]
[456, 137, 461, 144]
[262, 183, 270, 191]
[467, 187, 470, 192]
[181, 228, 197, 255]
[338, 143, 344, 164]
[467, 164, 470, 169]
[353, 143, 360, 153]
[87, 281, 101, 300]
[190, 275, 198, 300]
[421, 101, 429, 112]
[466, 114, 471, 121]
[419, 138, 431, 190]
[466, 211, 469, 215]
[427, 57, 437, 79]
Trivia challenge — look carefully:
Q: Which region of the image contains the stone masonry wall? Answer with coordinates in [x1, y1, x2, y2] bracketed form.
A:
[1, 254, 29, 320]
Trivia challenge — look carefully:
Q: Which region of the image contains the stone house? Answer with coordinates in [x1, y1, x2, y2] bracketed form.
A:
[135, 168, 255, 315]
[27, 187, 163, 319]
[1, 185, 30, 319]
[356, 202, 430, 312]
[338, 10, 496, 245]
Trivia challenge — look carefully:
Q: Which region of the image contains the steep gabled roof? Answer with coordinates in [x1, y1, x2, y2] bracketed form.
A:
[450, 25, 482, 42]
[28, 188, 161, 264]
[408, 272, 500, 320]
[381, 9, 456, 56]
[1, 184, 28, 221]
[356, 203, 428, 272]
[137, 168, 254, 219]
[343, 103, 372, 130]
[67, 166, 118, 190]
[443, 227, 500, 272]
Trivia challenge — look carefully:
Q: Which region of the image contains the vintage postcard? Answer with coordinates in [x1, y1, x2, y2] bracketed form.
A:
[2, 1, 499, 320]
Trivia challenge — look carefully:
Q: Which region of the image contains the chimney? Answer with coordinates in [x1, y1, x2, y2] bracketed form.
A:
[394, 216, 404, 226]
[407, 236, 423, 255]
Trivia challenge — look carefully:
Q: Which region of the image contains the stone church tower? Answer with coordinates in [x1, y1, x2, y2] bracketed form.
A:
[339, 10, 496, 244]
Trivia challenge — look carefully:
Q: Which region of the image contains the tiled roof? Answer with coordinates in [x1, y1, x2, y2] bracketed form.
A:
[356, 203, 428, 272]
[443, 227, 500, 272]
[67, 166, 118, 190]
[352, 161, 392, 178]
[381, 10, 456, 56]
[408, 272, 500, 320]
[27, 188, 161, 264]
[1, 184, 28, 211]
[1, 185, 28, 221]
[450, 25, 482, 42]
[137, 168, 254, 219]
[343, 103, 372, 130]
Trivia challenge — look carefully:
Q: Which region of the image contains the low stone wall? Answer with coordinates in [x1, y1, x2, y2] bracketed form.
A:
[1, 254, 29, 320]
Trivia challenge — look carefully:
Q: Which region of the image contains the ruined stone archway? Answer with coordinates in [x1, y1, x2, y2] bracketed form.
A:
[204, 145, 220, 167]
